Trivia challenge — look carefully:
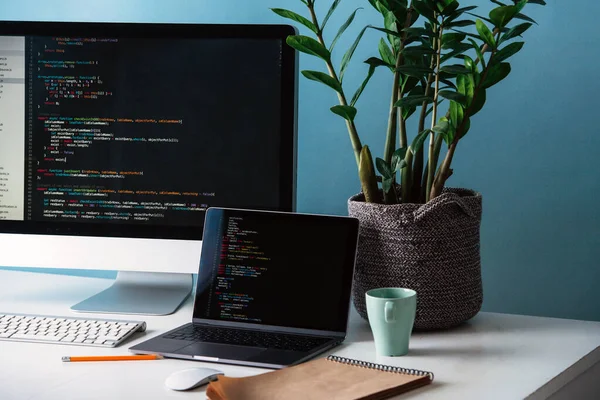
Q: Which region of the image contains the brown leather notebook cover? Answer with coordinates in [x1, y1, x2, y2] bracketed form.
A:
[206, 355, 434, 400]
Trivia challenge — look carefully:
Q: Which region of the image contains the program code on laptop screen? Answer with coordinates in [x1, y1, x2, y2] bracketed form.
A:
[194, 208, 359, 333]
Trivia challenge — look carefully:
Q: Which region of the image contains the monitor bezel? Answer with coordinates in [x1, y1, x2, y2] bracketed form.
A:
[0, 20, 297, 240]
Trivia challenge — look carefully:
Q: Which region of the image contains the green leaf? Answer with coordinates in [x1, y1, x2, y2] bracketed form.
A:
[514, 0, 528, 14]
[463, 55, 476, 73]
[451, 29, 483, 41]
[402, 76, 420, 93]
[451, 5, 478, 15]
[527, 0, 546, 5]
[369, 26, 403, 39]
[470, 87, 486, 116]
[514, 13, 537, 25]
[436, 0, 459, 15]
[432, 119, 450, 135]
[442, 32, 466, 47]
[460, 116, 471, 138]
[402, 45, 436, 55]
[410, 129, 431, 153]
[413, 0, 437, 23]
[475, 19, 496, 49]
[456, 73, 475, 106]
[391, 147, 408, 172]
[271, 9, 317, 34]
[402, 27, 435, 37]
[492, 42, 524, 65]
[425, 99, 445, 118]
[403, 106, 417, 120]
[394, 95, 433, 108]
[286, 36, 330, 62]
[393, 147, 408, 161]
[351, 65, 376, 106]
[384, 10, 398, 31]
[301, 70, 343, 93]
[383, 11, 400, 49]
[500, 22, 532, 44]
[489, 5, 520, 28]
[379, 38, 396, 68]
[367, 0, 380, 11]
[440, 65, 471, 75]
[340, 26, 368, 82]
[449, 100, 464, 129]
[382, 177, 394, 193]
[376, 158, 393, 179]
[364, 57, 391, 68]
[440, 43, 472, 63]
[442, 41, 471, 51]
[445, 125, 456, 145]
[439, 78, 457, 90]
[446, 6, 477, 25]
[330, 105, 358, 121]
[445, 20, 475, 28]
[408, 84, 426, 97]
[466, 12, 495, 26]
[481, 62, 511, 89]
[438, 90, 467, 106]
[395, 65, 434, 77]
[330, 8, 362, 51]
[322, 0, 342, 30]
[469, 38, 486, 69]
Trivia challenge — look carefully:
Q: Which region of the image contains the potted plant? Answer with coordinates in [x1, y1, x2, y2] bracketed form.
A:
[273, 0, 545, 329]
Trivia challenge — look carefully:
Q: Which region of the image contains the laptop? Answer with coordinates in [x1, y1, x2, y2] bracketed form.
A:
[130, 207, 359, 369]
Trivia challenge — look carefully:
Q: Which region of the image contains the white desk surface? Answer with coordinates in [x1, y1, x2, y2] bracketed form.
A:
[0, 269, 599, 400]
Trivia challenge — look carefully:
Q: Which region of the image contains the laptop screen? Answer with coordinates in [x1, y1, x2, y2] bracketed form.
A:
[193, 208, 359, 333]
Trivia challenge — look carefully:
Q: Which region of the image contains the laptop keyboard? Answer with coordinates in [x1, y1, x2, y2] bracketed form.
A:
[164, 324, 334, 352]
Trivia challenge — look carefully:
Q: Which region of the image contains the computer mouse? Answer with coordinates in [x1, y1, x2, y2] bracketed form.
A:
[164, 367, 224, 391]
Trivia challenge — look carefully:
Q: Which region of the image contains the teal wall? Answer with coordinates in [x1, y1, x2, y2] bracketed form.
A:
[2, 1, 599, 321]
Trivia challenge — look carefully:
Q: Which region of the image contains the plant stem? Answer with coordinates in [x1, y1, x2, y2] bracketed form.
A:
[307, 4, 363, 169]
[387, 7, 412, 203]
[412, 73, 435, 203]
[396, 88, 407, 204]
[430, 29, 501, 199]
[385, 8, 414, 163]
[426, 21, 444, 202]
[384, 71, 401, 165]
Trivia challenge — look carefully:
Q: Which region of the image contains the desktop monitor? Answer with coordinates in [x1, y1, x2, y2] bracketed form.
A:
[0, 21, 297, 315]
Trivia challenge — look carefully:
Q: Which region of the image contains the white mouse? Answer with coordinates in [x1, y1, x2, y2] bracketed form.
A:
[164, 367, 224, 391]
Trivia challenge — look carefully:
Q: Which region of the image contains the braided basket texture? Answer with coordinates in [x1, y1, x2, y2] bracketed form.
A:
[348, 188, 483, 330]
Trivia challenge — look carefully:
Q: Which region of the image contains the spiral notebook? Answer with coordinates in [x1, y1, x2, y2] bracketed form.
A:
[206, 355, 434, 400]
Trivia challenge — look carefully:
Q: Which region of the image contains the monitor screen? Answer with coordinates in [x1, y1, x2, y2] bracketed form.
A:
[194, 208, 359, 333]
[0, 22, 296, 240]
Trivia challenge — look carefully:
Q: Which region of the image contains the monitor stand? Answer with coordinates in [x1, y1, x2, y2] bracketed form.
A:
[70, 271, 193, 316]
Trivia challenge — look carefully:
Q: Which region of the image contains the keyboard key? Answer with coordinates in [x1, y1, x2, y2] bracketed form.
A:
[167, 325, 333, 352]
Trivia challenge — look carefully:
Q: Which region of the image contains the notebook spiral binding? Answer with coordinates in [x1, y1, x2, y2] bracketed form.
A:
[327, 355, 434, 381]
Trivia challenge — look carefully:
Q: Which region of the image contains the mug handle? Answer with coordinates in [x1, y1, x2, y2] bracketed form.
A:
[384, 301, 395, 323]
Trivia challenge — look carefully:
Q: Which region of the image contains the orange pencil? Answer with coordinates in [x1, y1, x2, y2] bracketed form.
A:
[62, 354, 163, 362]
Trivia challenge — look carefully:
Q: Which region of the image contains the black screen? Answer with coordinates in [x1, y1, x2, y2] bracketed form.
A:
[28, 36, 283, 226]
[0, 22, 296, 239]
[194, 208, 359, 333]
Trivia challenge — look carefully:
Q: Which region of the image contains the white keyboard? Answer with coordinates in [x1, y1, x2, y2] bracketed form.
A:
[0, 313, 146, 347]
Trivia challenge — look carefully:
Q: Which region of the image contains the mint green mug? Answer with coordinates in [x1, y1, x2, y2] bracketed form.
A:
[366, 288, 417, 356]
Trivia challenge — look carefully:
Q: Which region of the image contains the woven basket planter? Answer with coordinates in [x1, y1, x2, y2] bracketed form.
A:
[348, 187, 483, 330]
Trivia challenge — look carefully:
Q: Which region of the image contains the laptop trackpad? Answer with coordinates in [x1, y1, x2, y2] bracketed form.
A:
[177, 342, 266, 360]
